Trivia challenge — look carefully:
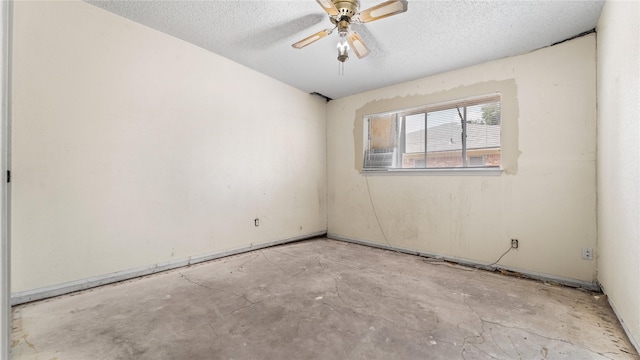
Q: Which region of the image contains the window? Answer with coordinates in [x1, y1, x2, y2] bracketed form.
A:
[363, 95, 501, 171]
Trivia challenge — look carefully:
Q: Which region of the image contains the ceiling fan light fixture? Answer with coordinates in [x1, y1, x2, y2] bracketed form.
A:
[337, 38, 350, 62]
[336, 21, 350, 63]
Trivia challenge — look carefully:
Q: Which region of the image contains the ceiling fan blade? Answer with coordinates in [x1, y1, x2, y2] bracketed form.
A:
[316, 0, 339, 17]
[356, 0, 408, 23]
[347, 31, 370, 59]
[292, 29, 332, 49]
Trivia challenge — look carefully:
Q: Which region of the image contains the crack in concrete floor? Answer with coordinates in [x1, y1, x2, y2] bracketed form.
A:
[11, 239, 639, 360]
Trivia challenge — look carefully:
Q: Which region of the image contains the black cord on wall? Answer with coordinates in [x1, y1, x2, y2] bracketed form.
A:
[488, 246, 513, 266]
[364, 174, 392, 247]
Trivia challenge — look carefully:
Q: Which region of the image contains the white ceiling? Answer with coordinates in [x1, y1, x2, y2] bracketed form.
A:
[86, 0, 605, 100]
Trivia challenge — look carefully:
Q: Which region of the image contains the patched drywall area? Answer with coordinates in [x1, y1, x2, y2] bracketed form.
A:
[596, 0, 640, 351]
[11, 1, 327, 293]
[327, 34, 597, 284]
[352, 80, 519, 174]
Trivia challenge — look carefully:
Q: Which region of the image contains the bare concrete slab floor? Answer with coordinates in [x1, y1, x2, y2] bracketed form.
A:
[11, 239, 639, 360]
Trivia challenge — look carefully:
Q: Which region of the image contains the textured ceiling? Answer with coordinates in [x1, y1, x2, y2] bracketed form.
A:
[86, 0, 605, 100]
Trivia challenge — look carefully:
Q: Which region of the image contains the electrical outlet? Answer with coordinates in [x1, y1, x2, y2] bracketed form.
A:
[582, 247, 593, 260]
[511, 239, 519, 249]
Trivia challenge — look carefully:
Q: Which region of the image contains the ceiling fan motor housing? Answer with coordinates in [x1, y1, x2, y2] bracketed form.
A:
[332, 0, 359, 21]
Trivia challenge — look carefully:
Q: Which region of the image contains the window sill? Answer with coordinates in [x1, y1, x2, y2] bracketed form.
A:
[361, 167, 502, 176]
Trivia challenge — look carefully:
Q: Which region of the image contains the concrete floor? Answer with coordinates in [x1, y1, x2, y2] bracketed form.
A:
[11, 239, 639, 360]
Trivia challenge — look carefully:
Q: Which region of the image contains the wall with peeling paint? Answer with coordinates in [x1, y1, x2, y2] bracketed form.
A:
[327, 34, 597, 284]
[596, 0, 640, 351]
[11, 1, 327, 293]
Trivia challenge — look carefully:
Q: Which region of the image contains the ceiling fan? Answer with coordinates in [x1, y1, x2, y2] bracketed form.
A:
[292, 0, 408, 64]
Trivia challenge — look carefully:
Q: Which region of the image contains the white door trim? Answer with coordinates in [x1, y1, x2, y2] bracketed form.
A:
[1, 1, 12, 358]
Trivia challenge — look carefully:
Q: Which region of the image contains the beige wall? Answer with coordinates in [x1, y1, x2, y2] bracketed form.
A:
[328, 35, 597, 284]
[11, 1, 327, 293]
[597, 0, 640, 350]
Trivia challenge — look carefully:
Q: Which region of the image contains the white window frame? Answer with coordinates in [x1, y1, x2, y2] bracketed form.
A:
[362, 94, 502, 175]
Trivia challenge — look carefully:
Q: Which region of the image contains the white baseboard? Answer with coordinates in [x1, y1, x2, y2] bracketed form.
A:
[327, 233, 601, 292]
[598, 282, 640, 356]
[11, 231, 326, 306]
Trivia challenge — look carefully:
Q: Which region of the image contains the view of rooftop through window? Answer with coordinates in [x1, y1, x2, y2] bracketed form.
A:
[363, 95, 501, 170]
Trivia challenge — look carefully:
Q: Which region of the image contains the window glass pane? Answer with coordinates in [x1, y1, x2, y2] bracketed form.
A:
[465, 102, 501, 167]
[427, 108, 462, 168]
[402, 113, 425, 168]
